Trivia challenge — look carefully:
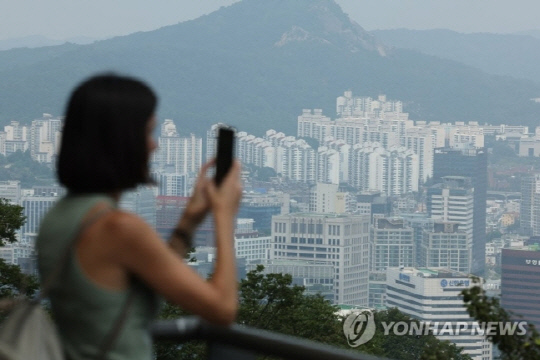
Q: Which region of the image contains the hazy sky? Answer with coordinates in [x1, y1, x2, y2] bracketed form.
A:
[1, 0, 539, 41]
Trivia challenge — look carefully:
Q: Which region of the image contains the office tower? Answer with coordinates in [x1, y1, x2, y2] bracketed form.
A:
[309, 183, 354, 214]
[427, 176, 474, 273]
[420, 222, 470, 273]
[386, 267, 492, 360]
[238, 192, 284, 232]
[368, 217, 414, 308]
[247, 259, 335, 301]
[156, 173, 190, 197]
[520, 174, 540, 236]
[234, 219, 272, 262]
[119, 187, 157, 228]
[501, 246, 540, 330]
[401, 213, 433, 268]
[433, 146, 488, 275]
[0, 180, 21, 204]
[370, 217, 414, 272]
[21, 194, 59, 245]
[309, 183, 338, 213]
[155, 196, 189, 239]
[270, 213, 370, 306]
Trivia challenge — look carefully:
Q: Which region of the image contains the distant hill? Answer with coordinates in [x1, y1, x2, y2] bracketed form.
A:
[515, 30, 540, 40]
[0, 0, 539, 136]
[373, 29, 540, 84]
[0, 35, 98, 51]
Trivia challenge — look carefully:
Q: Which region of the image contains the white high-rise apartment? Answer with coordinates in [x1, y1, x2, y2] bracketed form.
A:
[155, 119, 202, 175]
[401, 126, 434, 184]
[350, 142, 419, 196]
[271, 213, 370, 306]
[29, 114, 62, 163]
[275, 138, 316, 182]
[236, 132, 275, 169]
[449, 122, 484, 148]
[322, 138, 351, 183]
[297, 109, 333, 142]
[316, 147, 340, 184]
[386, 267, 492, 360]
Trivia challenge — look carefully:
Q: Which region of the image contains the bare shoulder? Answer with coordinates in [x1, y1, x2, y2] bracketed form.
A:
[98, 210, 162, 251]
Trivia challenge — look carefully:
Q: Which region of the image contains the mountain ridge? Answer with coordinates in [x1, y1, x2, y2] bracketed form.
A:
[0, 0, 538, 136]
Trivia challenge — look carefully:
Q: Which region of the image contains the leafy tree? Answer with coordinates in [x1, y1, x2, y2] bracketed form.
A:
[154, 266, 471, 359]
[0, 198, 37, 302]
[154, 302, 207, 360]
[462, 279, 540, 360]
[238, 265, 344, 346]
[0, 198, 26, 246]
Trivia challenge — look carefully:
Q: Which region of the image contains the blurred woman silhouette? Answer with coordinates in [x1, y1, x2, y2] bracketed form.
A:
[37, 73, 242, 360]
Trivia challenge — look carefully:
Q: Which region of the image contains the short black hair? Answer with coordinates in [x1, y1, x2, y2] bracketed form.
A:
[57, 73, 157, 193]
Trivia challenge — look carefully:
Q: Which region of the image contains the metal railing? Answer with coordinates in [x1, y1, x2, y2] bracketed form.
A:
[151, 316, 388, 360]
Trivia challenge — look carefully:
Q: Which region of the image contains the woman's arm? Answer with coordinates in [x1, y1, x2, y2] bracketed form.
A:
[169, 159, 214, 257]
[110, 161, 242, 325]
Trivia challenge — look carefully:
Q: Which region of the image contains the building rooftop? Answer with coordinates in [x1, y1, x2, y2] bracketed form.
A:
[397, 267, 469, 278]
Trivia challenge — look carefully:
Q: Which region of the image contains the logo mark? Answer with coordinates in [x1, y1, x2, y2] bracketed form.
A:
[343, 310, 376, 347]
[440, 279, 448, 287]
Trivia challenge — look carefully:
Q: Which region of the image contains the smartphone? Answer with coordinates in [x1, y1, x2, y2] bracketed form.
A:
[214, 126, 235, 186]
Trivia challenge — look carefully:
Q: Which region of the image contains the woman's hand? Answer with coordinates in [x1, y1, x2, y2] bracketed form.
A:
[207, 160, 243, 221]
[178, 159, 215, 234]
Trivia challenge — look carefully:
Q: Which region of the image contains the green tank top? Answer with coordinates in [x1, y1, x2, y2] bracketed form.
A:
[36, 193, 160, 360]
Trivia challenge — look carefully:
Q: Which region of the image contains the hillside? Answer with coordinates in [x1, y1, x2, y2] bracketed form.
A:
[0, 0, 539, 136]
[373, 29, 540, 84]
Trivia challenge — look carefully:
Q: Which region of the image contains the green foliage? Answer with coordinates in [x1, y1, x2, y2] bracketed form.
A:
[0, 258, 38, 298]
[461, 277, 540, 359]
[154, 302, 207, 360]
[238, 264, 344, 345]
[0, 199, 37, 316]
[155, 266, 471, 359]
[0, 198, 25, 246]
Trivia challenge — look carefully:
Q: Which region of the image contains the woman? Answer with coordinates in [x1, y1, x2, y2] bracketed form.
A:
[36, 73, 242, 360]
